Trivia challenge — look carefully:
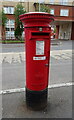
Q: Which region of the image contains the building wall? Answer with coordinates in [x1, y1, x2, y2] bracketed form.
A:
[0, 1, 2, 40]
[1, 0, 74, 40]
[1, 1, 28, 40]
[47, 4, 73, 40]
[28, 2, 35, 12]
[34, 2, 74, 40]
[71, 22, 74, 40]
[59, 23, 72, 40]
[45, 4, 73, 21]
[0, 25, 1, 40]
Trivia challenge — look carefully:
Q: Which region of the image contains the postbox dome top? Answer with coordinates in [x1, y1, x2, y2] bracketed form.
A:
[20, 12, 53, 14]
[20, 12, 54, 27]
[20, 12, 54, 19]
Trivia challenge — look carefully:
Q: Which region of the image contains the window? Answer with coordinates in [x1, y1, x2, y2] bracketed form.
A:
[4, 0, 13, 1]
[60, 9, 69, 16]
[6, 19, 15, 28]
[38, 0, 44, 3]
[22, 31, 24, 38]
[3, 0, 27, 2]
[3, 7, 14, 14]
[5, 19, 15, 39]
[60, 0, 68, 5]
[50, 9, 54, 15]
[50, 0, 54, 4]
[18, 0, 25, 1]
[6, 31, 14, 39]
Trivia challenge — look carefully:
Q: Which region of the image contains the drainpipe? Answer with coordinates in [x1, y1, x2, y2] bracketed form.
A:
[39, 3, 40, 12]
[28, 1, 29, 12]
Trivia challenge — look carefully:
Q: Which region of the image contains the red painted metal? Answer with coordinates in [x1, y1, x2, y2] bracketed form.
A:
[20, 12, 54, 91]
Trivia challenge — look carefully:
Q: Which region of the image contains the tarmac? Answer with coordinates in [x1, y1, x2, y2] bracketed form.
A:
[2, 86, 72, 118]
[0, 40, 73, 119]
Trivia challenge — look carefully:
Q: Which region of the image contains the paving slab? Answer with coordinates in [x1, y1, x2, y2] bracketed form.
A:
[2, 86, 72, 118]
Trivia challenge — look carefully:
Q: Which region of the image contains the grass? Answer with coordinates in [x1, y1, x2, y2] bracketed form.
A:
[0, 40, 24, 43]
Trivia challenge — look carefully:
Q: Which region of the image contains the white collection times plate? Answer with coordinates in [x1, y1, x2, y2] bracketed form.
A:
[36, 41, 45, 55]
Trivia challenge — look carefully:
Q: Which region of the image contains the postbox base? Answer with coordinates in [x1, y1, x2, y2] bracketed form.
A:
[26, 88, 48, 110]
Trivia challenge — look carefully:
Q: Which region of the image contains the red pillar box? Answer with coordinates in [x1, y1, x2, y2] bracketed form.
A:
[20, 12, 54, 110]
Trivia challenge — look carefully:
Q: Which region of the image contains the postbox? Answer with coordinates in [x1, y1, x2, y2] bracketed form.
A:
[20, 12, 54, 110]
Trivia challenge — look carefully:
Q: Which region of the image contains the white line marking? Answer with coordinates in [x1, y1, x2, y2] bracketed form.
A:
[0, 50, 73, 64]
[0, 82, 74, 95]
[48, 82, 73, 89]
[1, 50, 72, 55]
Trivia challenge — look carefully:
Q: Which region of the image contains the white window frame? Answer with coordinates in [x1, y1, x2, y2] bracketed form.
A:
[50, 9, 54, 15]
[16, 0, 26, 1]
[6, 31, 15, 39]
[3, 7, 7, 14]
[3, 0, 14, 1]
[38, 0, 44, 3]
[50, 0, 54, 4]
[60, 9, 69, 16]
[60, 0, 68, 5]
[3, 6, 14, 14]
[5, 19, 15, 39]
[6, 19, 15, 28]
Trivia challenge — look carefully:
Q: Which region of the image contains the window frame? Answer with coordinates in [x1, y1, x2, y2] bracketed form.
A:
[3, 6, 14, 14]
[5, 19, 15, 39]
[60, 9, 69, 16]
[50, 0, 55, 4]
[50, 9, 54, 15]
[60, 0, 68, 5]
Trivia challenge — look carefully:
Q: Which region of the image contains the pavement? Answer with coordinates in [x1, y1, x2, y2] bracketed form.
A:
[0, 49, 72, 64]
[0, 40, 73, 119]
[2, 86, 72, 118]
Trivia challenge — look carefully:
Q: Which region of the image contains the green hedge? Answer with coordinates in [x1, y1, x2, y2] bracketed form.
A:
[0, 40, 25, 43]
